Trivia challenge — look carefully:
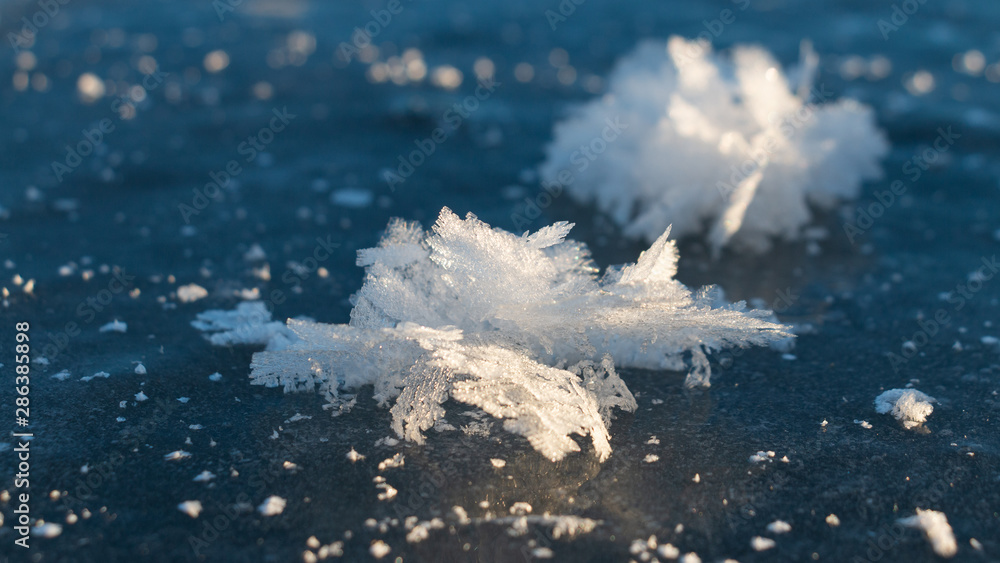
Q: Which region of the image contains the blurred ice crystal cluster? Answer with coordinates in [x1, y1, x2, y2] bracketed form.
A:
[198, 208, 791, 461]
[540, 36, 888, 254]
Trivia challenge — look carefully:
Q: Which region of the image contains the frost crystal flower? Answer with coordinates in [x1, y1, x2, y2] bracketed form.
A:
[540, 37, 888, 254]
[200, 208, 791, 461]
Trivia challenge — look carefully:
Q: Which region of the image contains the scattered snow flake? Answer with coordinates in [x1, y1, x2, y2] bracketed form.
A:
[269, 430, 279, 440]
[208, 372, 223, 382]
[540, 38, 886, 255]
[284, 413, 312, 423]
[825, 514, 841, 527]
[375, 436, 399, 447]
[177, 397, 190, 403]
[257, 495, 287, 516]
[81, 371, 111, 382]
[369, 540, 391, 559]
[31, 522, 62, 538]
[531, 547, 554, 559]
[450, 506, 471, 525]
[116, 417, 126, 422]
[767, 520, 792, 534]
[51, 370, 71, 381]
[751, 536, 776, 551]
[854, 419, 872, 429]
[651, 398, 664, 405]
[509, 502, 533, 515]
[193, 470, 216, 483]
[242, 209, 790, 463]
[178, 500, 203, 518]
[692, 473, 701, 483]
[346, 448, 365, 463]
[99, 320, 128, 333]
[820, 419, 828, 427]
[188, 424, 203, 430]
[377, 453, 405, 471]
[875, 389, 936, 429]
[970, 538, 983, 551]
[243, 244, 267, 262]
[644, 454, 660, 463]
[899, 509, 957, 558]
[981, 336, 999, 348]
[331, 187, 374, 208]
[33, 357, 50, 365]
[646, 435, 660, 445]
[135, 391, 149, 402]
[657, 543, 680, 559]
[781, 353, 797, 361]
[134, 363, 147, 375]
[679, 553, 702, 563]
[177, 283, 209, 303]
[490, 458, 507, 469]
[749, 451, 770, 463]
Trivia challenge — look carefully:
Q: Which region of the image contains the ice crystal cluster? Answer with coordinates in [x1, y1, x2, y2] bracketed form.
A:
[197, 208, 791, 461]
[874, 388, 936, 429]
[540, 37, 888, 254]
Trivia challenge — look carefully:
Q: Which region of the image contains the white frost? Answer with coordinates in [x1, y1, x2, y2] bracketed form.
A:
[232, 209, 790, 462]
[540, 37, 887, 255]
[899, 509, 957, 558]
[178, 500, 203, 518]
[875, 388, 936, 429]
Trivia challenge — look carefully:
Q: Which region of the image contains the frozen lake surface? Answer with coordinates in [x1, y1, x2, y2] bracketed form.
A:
[1, 0, 999, 561]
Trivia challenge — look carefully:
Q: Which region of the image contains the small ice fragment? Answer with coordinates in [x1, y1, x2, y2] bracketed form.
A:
[644, 454, 660, 463]
[284, 413, 312, 423]
[692, 473, 701, 483]
[532, 547, 554, 559]
[781, 354, 797, 361]
[134, 363, 147, 375]
[188, 424, 203, 430]
[31, 522, 62, 538]
[855, 419, 872, 429]
[509, 502, 533, 515]
[981, 335, 999, 348]
[177, 284, 209, 303]
[767, 520, 792, 533]
[331, 187, 374, 208]
[243, 244, 267, 262]
[135, 391, 148, 402]
[51, 370, 71, 381]
[193, 470, 216, 482]
[749, 451, 770, 463]
[208, 372, 222, 382]
[657, 543, 680, 559]
[820, 419, 828, 427]
[490, 458, 506, 469]
[679, 553, 701, 563]
[899, 509, 957, 558]
[450, 506, 470, 525]
[874, 388, 936, 429]
[178, 500, 203, 518]
[258, 495, 287, 516]
[376, 482, 397, 500]
[177, 397, 190, 403]
[369, 540, 391, 559]
[646, 436, 660, 445]
[346, 448, 365, 463]
[825, 514, 840, 527]
[269, 430, 279, 439]
[164, 450, 192, 461]
[99, 320, 127, 333]
[377, 453, 405, 471]
[751, 536, 776, 551]
[81, 371, 111, 382]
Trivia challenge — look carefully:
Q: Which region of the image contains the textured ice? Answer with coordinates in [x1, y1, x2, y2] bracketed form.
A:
[540, 37, 887, 254]
[211, 208, 790, 462]
[192, 301, 298, 349]
[899, 509, 957, 558]
[874, 388, 936, 429]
